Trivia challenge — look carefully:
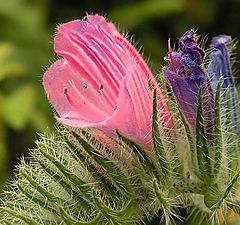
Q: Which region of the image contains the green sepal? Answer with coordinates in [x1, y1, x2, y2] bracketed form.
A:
[178, 108, 199, 177]
[213, 77, 224, 179]
[160, 78, 196, 177]
[148, 79, 153, 91]
[196, 87, 212, 183]
[205, 171, 240, 211]
[16, 182, 57, 216]
[92, 189, 120, 224]
[114, 200, 138, 220]
[1, 220, 11, 225]
[1, 208, 38, 225]
[226, 196, 240, 215]
[116, 130, 159, 179]
[178, 110, 195, 155]
[152, 88, 171, 182]
[92, 190, 136, 224]
[172, 178, 206, 194]
[153, 178, 170, 210]
[37, 145, 93, 204]
[20, 169, 61, 203]
[64, 138, 121, 200]
[33, 153, 89, 209]
[214, 171, 240, 210]
[72, 130, 133, 197]
[225, 90, 238, 176]
[58, 205, 100, 225]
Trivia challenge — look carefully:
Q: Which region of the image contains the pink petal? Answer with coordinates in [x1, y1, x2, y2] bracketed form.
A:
[104, 68, 153, 149]
[43, 14, 172, 150]
[43, 59, 112, 123]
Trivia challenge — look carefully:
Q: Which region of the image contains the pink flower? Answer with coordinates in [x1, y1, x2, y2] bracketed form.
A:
[43, 15, 171, 150]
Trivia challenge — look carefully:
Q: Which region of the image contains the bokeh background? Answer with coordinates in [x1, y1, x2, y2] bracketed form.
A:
[0, 0, 240, 198]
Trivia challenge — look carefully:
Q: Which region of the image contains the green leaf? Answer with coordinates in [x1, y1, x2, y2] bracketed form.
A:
[196, 88, 212, 183]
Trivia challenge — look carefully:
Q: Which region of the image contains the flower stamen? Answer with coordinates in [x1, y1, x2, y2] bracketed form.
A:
[63, 87, 75, 107]
[167, 38, 176, 73]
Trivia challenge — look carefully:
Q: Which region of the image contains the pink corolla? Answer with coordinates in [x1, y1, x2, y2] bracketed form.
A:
[43, 14, 171, 150]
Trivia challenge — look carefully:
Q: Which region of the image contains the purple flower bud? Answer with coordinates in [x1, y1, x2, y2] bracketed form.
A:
[162, 30, 214, 136]
[208, 35, 238, 135]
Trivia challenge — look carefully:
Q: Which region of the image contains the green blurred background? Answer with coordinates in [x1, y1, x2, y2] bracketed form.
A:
[0, 0, 240, 198]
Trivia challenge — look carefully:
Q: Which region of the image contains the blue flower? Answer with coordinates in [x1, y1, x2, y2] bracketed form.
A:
[208, 35, 238, 135]
[162, 30, 214, 136]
